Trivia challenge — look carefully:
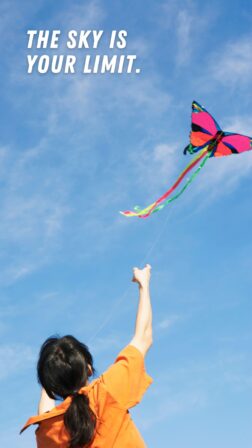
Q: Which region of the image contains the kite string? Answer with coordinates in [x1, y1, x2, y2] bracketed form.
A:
[88, 147, 213, 343]
[140, 202, 173, 264]
[87, 205, 174, 345]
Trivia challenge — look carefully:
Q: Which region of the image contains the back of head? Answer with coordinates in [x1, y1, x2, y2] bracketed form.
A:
[37, 335, 96, 448]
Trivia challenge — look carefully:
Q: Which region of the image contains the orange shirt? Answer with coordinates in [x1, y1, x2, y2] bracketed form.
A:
[21, 345, 153, 447]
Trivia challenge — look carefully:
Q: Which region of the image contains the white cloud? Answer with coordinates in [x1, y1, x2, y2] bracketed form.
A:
[56, 0, 105, 31]
[224, 116, 252, 137]
[140, 349, 251, 429]
[224, 371, 252, 390]
[0, 136, 73, 284]
[0, 0, 43, 45]
[176, 9, 194, 66]
[153, 144, 177, 171]
[156, 314, 182, 331]
[0, 427, 34, 448]
[160, 0, 216, 66]
[37, 291, 59, 301]
[193, 147, 252, 204]
[1, 196, 68, 241]
[90, 334, 123, 356]
[6, 265, 35, 282]
[132, 141, 180, 200]
[0, 146, 8, 176]
[140, 388, 207, 430]
[0, 344, 35, 380]
[0, 321, 8, 335]
[210, 35, 252, 86]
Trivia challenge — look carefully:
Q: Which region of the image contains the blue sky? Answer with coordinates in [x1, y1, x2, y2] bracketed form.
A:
[0, 0, 252, 447]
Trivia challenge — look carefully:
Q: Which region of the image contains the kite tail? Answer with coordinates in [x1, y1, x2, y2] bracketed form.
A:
[120, 146, 212, 218]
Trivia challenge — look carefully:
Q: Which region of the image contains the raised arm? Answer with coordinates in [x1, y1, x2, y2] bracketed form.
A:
[130, 264, 153, 357]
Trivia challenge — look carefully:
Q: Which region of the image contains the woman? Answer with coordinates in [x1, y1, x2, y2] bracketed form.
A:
[21, 264, 153, 447]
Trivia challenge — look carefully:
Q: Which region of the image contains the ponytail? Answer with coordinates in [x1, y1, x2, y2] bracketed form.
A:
[64, 393, 96, 448]
[37, 335, 97, 448]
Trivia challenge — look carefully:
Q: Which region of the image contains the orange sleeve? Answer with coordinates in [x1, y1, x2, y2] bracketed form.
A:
[101, 345, 153, 409]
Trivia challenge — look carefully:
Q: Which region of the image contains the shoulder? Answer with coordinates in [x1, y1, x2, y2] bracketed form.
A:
[115, 344, 146, 363]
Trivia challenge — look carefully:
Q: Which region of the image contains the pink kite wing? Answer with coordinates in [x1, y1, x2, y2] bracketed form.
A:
[192, 112, 219, 137]
[221, 133, 252, 154]
[185, 101, 222, 155]
[191, 100, 221, 137]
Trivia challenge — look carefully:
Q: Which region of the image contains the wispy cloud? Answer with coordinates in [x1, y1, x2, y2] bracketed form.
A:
[224, 115, 252, 136]
[90, 334, 123, 356]
[2, 264, 36, 283]
[0, 0, 43, 48]
[0, 344, 35, 380]
[160, 0, 216, 67]
[224, 371, 252, 390]
[0, 138, 72, 283]
[198, 151, 252, 199]
[0, 427, 34, 448]
[210, 34, 252, 87]
[56, 0, 105, 31]
[140, 349, 251, 429]
[132, 142, 179, 198]
[141, 389, 206, 429]
[156, 314, 182, 332]
[176, 8, 195, 66]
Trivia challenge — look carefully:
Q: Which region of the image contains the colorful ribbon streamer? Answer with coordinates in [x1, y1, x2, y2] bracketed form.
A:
[120, 146, 212, 218]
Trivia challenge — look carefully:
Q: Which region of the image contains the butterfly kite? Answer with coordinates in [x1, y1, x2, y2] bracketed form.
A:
[121, 101, 252, 218]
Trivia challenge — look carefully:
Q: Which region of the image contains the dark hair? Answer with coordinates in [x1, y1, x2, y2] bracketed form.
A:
[37, 335, 96, 448]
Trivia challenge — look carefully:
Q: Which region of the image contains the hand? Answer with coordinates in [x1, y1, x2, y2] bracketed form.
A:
[132, 264, 151, 289]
